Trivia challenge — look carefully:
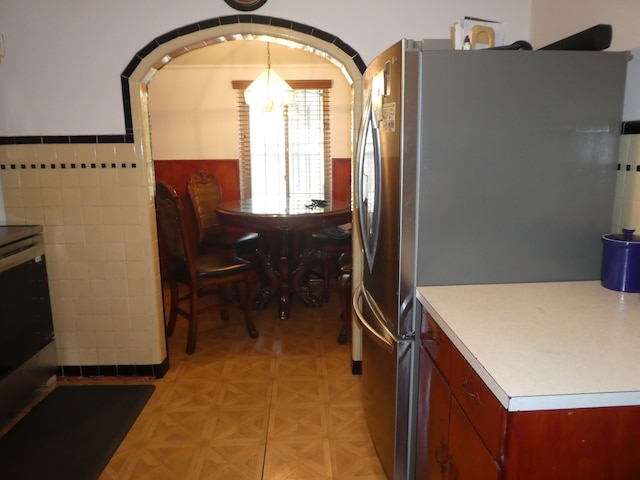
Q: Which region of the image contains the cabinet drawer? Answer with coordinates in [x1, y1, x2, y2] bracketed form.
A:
[450, 347, 506, 460]
[448, 397, 502, 480]
[420, 311, 452, 379]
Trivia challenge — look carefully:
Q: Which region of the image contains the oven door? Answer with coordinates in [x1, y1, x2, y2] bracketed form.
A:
[0, 237, 55, 379]
[0, 232, 57, 427]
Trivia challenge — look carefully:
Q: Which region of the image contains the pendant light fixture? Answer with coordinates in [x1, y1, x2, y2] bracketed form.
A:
[244, 42, 294, 112]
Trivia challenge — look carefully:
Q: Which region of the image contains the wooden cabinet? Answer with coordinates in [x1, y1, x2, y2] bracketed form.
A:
[449, 346, 506, 463]
[447, 398, 501, 480]
[416, 310, 500, 480]
[416, 308, 640, 480]
[416, 338, 450, 479]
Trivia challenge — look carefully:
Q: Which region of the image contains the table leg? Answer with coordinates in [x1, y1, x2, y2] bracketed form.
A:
[278, 230, 290, 320]
[254, 231, 278, 309]
[291, 230, 321, 308]
[255, 229, 322, 319]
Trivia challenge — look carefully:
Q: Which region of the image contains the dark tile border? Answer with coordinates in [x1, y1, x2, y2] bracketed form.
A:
[622, 120, 640, 135]
[0, 162, 137, 170]
[4, 13, 635, 146]
[1, 119, 635, 147]
[620, 121, 640, 172]
[618, 163, 640, 172]
[56, 356, 170, 379]
[125, 14, 364, 139]
[0, 135, 131, 145]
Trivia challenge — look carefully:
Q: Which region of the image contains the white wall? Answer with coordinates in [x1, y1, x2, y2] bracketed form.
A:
[530, 0, 640, 51]
[0, 0, 532, 136]
[149, 62, 353, 159]
[529, 0, 640, 232]
[3, 1, 640, 136]
[530, 0, 640, 121]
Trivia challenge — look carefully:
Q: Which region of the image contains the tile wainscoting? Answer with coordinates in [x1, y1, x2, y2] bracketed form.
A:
[0, 139, 168, 378]
[614, 121, 640, 233]
[0, 121, 638, 378]
[0, 14, 368, 379]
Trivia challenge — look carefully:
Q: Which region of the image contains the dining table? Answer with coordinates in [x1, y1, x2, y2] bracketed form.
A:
[216, 195, 352, 320]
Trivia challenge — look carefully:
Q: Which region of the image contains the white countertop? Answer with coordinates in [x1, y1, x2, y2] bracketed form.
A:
[416, 281, 640, 412]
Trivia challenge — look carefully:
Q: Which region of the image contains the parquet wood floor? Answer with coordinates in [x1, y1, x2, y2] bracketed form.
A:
[94, 283, 388, 479]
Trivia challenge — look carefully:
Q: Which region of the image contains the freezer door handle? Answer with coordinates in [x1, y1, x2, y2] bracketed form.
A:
[353, 285, 401, 351]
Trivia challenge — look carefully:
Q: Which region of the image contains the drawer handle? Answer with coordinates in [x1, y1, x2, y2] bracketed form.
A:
[435, 441, 449, 473]
[423, 331, 440, 344]
[461, 379, 482, 405]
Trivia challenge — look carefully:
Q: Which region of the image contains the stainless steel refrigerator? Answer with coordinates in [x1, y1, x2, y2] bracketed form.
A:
[352, 39, 628, 479]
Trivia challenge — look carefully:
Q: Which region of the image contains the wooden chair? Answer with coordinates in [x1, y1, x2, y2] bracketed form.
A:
[187, 171, 258, 256]
[309, 223, 352, 302]
[155, 181, 258, 355]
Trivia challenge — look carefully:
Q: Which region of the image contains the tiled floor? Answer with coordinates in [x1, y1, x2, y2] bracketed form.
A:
[88, 283, 387, 479]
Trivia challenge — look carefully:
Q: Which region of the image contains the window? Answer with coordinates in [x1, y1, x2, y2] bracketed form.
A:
[233, 80, 332, 199]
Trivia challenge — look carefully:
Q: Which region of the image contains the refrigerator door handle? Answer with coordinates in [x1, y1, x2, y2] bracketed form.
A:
[353, 285, 403, 351]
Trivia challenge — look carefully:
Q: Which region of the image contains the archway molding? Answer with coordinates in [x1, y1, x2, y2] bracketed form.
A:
[121, 15, 366, 364]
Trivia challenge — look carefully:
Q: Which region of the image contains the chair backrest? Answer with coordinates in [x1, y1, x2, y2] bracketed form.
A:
[187, 171, 224, 242]
[155, 181, 194, 280]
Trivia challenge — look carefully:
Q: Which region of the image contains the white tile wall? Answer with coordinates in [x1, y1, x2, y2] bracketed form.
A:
[613, 134, 640, 233]
[0, 140, 166, 369]
[1, 132, 638, 372]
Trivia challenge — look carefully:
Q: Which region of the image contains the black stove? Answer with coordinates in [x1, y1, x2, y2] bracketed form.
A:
[0, 225, 42, 247]
[0, 224, 57, 428]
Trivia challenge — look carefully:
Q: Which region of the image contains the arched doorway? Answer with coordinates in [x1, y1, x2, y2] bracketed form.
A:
[123, 15, 365, 366]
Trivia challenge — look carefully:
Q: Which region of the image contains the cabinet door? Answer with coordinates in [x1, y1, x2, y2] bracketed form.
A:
[449, 347, 506, 460]
[503, 406, 640, 480]
[448, 398, 502, 480]
[416, 343, 451, 480]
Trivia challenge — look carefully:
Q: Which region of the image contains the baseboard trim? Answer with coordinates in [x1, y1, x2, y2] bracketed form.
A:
[56, 356, 169, 379]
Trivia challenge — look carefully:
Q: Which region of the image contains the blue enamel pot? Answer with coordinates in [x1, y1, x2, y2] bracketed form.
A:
[601, 228, 640, 293]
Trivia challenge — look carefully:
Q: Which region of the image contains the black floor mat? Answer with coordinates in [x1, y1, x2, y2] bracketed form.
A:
[0, 384, 155, 480]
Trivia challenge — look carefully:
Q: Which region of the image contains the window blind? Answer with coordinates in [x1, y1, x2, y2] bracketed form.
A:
[233, 80, 332, 199]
